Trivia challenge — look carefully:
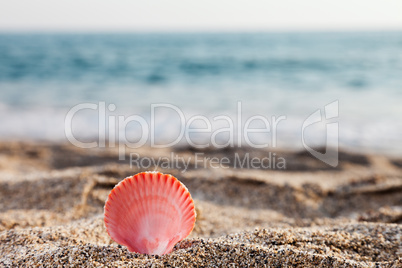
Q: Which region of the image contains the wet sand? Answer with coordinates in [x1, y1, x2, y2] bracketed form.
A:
[0, 142, 401, 267]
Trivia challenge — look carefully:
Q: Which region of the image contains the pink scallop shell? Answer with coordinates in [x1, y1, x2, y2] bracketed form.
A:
[104, 172, 196, 255]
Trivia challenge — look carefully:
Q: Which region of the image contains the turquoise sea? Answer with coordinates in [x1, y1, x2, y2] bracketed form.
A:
[0, 32, 401, 154]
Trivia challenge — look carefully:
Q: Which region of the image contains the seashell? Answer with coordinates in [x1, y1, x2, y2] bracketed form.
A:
[104, 171, 196, 255]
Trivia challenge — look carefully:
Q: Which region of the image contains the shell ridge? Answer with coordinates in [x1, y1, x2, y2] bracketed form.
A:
[104, 171, 196, 255]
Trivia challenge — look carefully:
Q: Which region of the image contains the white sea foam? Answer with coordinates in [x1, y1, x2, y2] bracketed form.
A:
[0, 100, 401, 156]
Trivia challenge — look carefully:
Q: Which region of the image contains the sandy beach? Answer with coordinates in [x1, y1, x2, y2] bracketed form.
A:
[0, 141, 401, 267]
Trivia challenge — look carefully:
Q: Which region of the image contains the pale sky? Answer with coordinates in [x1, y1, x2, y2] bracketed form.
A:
[0, 0, 401, 32]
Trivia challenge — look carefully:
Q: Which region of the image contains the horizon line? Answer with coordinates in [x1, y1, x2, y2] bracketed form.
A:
[0, 27, 401, 34]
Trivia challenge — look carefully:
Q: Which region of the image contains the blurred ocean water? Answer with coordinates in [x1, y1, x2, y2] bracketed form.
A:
[0, 32, 401, 154]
